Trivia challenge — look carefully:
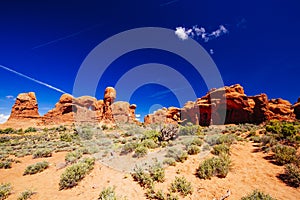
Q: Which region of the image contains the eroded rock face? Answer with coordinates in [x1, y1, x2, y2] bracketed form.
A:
[268, 98, 295, 121]
[294, 98, 300, 119]
[9, 92, 40, 120]
[144, 107, 180, 125]
[111, 102, 137, 124]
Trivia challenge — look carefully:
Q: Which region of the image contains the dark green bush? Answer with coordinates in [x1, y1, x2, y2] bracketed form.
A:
[0, 128, 15, 134]
[23, 161, 49, 175]
[273, 145, 297, 165]
[141, 139, 158, 149]
[0, 183, 11, 200]
[24, 127, 37, 133]
[241, 190, 277, 200]
[169, 176, 193, 197]
[143, 130, 161, 142]
[197, 155, 231, 179]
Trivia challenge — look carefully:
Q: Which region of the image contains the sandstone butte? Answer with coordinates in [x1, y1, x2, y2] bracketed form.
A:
[2, 84, 299, 128]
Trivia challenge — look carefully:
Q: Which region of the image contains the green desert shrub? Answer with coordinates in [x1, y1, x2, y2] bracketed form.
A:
[32, 148, 52, 158]
[59, 157, 95, 189]
[273, 145, 297, 165]
[77, 127, 94, 140]
[23, 161, 49, 175]
[149, 161, 165, 182]
[197, 155, 231, 179]
[121, 142, 138, 154]
[169, 176, 193, 197]
[241, 190, 277, 200]
[0, 160, 12, 169]
[17, 189, 35, 200]
[141, 139, 158, 149]
[179, 123, 201, 136]
[143, 130, 161, 142]
[187, 145, 200, 155]
[211, 144, 230, 156]
[98, 186, 117, 200]
[282, 164, 300, 187]
[0, 128, 15, 134]
[131, 166, 153, 188]
[0, 183, 11, 200]
[216, 134, 236, 145]
[166, 148, 188, 163]
[65, 150, 83, 164]
[133, 145, 148, 158]
[163, 158, 176, 166]
[24, 127, 37, 133]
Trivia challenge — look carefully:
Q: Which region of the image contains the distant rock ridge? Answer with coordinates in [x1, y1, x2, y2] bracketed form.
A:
[3, 84, 299, 128]
[145, 84, 299, 125]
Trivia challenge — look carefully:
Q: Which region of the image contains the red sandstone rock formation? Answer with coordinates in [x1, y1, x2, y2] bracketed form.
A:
[294, 98, 300, 119]
[111, 102, 137, 123]
[144, 107, 180, 125]
[268, 98, 295, 121]
[8, 92, 40, 120]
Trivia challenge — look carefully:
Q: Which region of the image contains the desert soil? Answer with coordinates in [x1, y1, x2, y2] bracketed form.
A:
[1, 141, 299, 200]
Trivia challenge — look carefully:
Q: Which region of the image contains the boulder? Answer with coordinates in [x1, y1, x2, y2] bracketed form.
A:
[111, 101, 137, 123]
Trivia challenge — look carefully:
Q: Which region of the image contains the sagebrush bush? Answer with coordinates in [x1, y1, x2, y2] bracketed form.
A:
[121, 142, 138, 154]
[141, 139, 158, 149]
[241, 190, 277, 200]
[59, 157, 95, 189]
[273, 145, 297, 165]
[179, 124, 201, 136]
[0, 160, 12, 169]
[0, 183, 11, 200]
[197, 155, 231, 179]
[283, 164, 300, 187]
[65, 150, 83, 164]
[143, 130, 161, 142]
[23, 161, 49, 175]
[211, 144, 230, 156]
[133, 145, 148, 158]
[166, 148, 188, 163]
[169, 176, 193, 197]
[149, 162, 165, 182]
[98, 186, 117, 200]
[163, 158, 176, 166]
[17, 189, 35, 200]
[216, 134, 235, 145]
[32, 148, 52, 159]
[187, 145, 200, 155]
[131, 166, 153, 188]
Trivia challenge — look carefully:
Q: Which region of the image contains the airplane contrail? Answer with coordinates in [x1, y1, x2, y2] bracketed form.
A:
[0, 65, 66, 94]
[32, 23, 104, 49]
[160, 0, 180, 7]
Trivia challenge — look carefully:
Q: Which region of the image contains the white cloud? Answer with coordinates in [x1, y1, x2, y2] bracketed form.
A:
[6, 95, 14, 100]
[175, 27, 189, 40]
[175, 24, 229, 42]
[210, 49, 214, 55]
[0, 114, 9, 124]
[135, 114, 141, 118]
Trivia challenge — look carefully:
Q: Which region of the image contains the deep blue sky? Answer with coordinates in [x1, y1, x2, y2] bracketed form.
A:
[0, 0, 299, 122]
